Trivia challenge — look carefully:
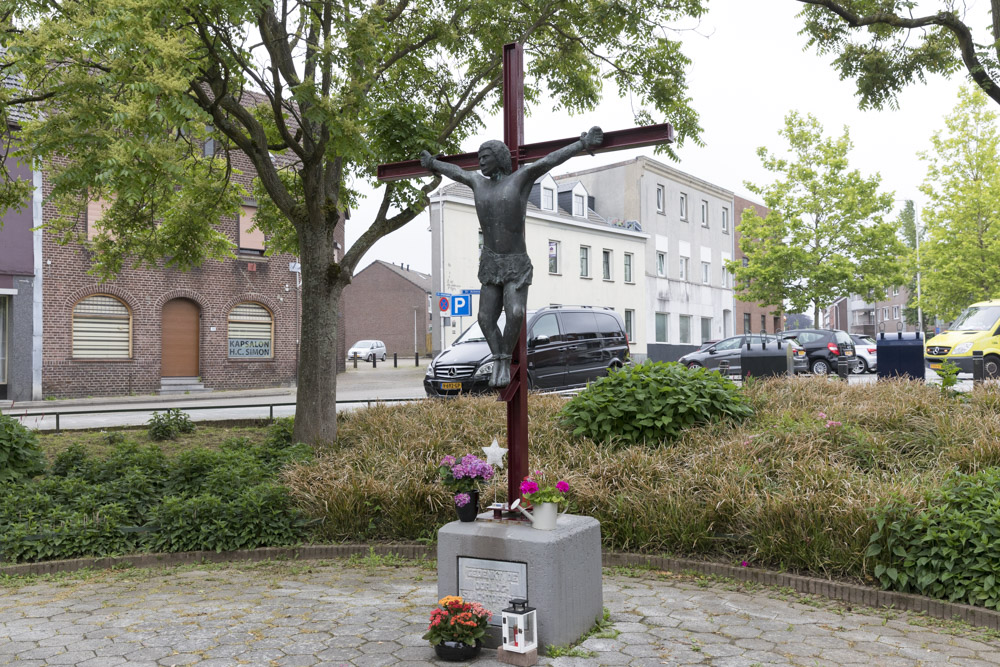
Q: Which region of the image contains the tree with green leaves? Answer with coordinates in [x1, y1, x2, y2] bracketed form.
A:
[918, 86, 1000, 321]
[0, 0, 706, 444]
[727, 111, 905, 326]
[895, 199, 926, 328]
[797, 0, 1000, 110]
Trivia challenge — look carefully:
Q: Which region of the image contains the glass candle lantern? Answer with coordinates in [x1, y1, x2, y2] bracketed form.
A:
[501, 598, 537, 653]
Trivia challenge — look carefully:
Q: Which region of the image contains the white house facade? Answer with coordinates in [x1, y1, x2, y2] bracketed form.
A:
[558, 157, 736, 359]
[428, 174, 649, 356]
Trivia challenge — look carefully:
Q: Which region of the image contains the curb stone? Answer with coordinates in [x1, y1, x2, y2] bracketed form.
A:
[2, 545, 997, 633]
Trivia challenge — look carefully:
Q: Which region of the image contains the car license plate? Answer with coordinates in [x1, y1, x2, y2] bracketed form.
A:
[844, 350, 853, 356]
[930, 363, 942, 370]
[795, 350, 805, 356]
[440, 382, 462, 390]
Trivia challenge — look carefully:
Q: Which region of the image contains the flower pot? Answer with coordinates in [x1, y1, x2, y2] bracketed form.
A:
[434, 639, 482, 661]
[455, 490, 480, 522]
[530, 501, 559, 530]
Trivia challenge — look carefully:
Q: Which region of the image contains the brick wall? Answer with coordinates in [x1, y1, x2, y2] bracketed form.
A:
[733, 196, 782, 333]
[342, 261, 430, 358]
[41, 148, 345, 397]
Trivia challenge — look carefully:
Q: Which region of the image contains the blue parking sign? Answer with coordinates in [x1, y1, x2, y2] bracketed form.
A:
[451, 294, 471, 317]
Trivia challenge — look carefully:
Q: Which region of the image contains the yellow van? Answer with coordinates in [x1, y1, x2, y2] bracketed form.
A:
[924, 299, 1000, 376]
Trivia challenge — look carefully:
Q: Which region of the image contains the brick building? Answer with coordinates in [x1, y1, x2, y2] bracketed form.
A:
[342, 260, 431, 358]
[733, 195, 782, 334]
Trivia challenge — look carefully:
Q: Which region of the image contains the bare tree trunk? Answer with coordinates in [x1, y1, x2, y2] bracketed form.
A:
[993, 0, 1000, 64]
[293, 222, 342, 446]
[814, 304, 821, 329]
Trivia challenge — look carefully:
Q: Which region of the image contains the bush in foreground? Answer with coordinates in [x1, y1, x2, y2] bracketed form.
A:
[0, 412, 46, 482]
[560, 361, 753, 445]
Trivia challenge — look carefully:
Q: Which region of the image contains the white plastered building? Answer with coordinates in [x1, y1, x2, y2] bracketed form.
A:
[428, 173, 649, 357]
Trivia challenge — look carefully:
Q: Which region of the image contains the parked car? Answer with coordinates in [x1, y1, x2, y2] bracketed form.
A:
[850, 334, 878, 374]
[348, 339, 387, 362]
[924, 299, 1000, 376]
[780, 328, 857, 375]
[678, 334, 808, 375]
[424, 305, 629, 396]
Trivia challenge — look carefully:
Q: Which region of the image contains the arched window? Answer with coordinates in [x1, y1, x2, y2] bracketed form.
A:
[228, 302, 273, 359]
[72, 295, 131, 358]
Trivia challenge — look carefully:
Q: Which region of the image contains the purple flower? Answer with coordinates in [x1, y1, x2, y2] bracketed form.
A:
[556, 480, 570, 493]
[817, 411, 827, 419]
[454, 493, 471, 507]
[825, 420, 842, 429]
[520, 480, 539, 495]
[740, 560, 749, 567]
[440, 455, 456, 466]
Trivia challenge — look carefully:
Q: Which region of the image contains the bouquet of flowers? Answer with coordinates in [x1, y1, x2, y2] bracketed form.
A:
[438, 454, 495, 507]
[520, 470, 570, 505]
[422, 595, 492, 646]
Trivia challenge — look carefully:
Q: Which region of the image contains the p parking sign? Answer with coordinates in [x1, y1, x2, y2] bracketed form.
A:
[451, 294, 471, 317]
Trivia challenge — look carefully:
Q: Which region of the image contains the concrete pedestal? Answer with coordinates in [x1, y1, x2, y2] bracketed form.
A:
[437, 513, 602, 650]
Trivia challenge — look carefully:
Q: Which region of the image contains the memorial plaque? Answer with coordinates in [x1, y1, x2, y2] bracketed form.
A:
[458, 557, 527, 626]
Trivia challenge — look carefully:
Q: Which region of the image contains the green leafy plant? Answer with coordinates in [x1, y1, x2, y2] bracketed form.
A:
[146, 409, 196, 441]
[560, 361, 753, 446]
[937, 360, 960, 393]
[520, 471, 570, 505]
[0, 413, 46, 482]
[866, 468, 1000, 610]
[421, 595, 491, 646]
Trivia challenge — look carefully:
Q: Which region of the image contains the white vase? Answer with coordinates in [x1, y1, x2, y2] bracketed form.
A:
[531, 502, 559, 530]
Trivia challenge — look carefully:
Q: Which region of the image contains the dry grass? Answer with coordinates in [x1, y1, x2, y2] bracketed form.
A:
[282, 377, 1000, 580]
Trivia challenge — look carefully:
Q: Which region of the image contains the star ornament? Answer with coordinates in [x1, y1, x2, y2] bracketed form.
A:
[482, 438, 507, 468]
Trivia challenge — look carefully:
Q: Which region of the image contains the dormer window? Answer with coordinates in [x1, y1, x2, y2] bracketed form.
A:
[542, 187, 555, 211]
[573, 194, 585, 217]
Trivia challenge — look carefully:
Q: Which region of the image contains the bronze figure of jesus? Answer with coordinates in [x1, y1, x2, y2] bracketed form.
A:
[420, 126, 604, 387]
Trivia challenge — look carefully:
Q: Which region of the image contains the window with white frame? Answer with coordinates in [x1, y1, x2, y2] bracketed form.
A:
[722, 207, 730, 233]
[624, 253, 634, 283]
[656, 185, 665, 213]
[701, 261, 710, 284]
[655, 312, 668, 343]
[656, 252, 666, 277]
[602, 249, 612, 280]
[679, 193, 688, 220]
[624, 309, 635, 342]
[679, 256, 689, 281]
[72, 294, 131, 359]
[228, 302, 274, 359]
[679, 315, 691, 344]
[701, 200, 709, 227]
[579, 246, 590, 277]
[893, 305, 900, 319]
[893, 286, 900, 296]
[573, 194, 585, 217]
[542, 187, 555, 211]
[722, 267, 731, 288]
[548, 240, 560, 274]
[743, 312, 751, 334]
[883, 307, 888, 320]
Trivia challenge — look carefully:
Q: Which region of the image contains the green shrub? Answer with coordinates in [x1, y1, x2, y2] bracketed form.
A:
[560, 361, 753, 446]
[147, 409, 196, 441]
[0, 412, 46, 482]
[866, 468, 1000, 609]
[267, 417, 296, 447]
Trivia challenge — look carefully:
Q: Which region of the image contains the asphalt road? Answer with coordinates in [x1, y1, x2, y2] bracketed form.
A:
[2, 365, 428, 432]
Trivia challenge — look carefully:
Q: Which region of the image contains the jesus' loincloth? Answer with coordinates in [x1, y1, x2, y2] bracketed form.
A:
[478, 247, 533, 289]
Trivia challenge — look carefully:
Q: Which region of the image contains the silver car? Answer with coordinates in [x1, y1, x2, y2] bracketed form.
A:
[678, 334, 808, 375]
[347, 339, 387, 362]
[850, 334, 877, 374]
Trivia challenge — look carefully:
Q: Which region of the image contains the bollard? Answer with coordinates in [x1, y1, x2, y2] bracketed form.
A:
[372, 355, 377, 369]
[353, 355, 357, 369]
[973, 350, 984, 384]
[415, 352, 420, 367]
[393, 353, 398, 368]
[719, 360, 730, 377]
[837, 356, 850, 381]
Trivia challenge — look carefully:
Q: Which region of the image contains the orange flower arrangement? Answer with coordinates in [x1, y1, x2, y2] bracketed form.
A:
[422, 595, 492, 646]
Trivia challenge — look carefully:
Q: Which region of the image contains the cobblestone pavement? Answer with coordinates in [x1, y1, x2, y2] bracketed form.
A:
[1, 562, 999, 666]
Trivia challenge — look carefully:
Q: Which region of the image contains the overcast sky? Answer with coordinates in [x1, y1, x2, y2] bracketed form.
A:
[345, 0, 987, 275]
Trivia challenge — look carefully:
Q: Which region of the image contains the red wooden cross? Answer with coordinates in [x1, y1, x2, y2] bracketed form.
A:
[377, 42, 674, 508]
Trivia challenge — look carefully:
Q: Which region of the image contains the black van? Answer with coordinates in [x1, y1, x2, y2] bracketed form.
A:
[424, 305, 630, 396]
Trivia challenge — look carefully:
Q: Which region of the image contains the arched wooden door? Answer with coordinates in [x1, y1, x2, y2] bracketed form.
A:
[161, 298, 200, 377]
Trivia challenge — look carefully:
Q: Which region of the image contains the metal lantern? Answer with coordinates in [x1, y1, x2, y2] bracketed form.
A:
[501, 598, 537, 653]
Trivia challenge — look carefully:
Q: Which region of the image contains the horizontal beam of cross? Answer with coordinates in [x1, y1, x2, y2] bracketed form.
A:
[376, 122, 675, 182]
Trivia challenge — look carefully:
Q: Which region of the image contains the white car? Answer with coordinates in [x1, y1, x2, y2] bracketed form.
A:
[348, 339, 387, 362]
[850, 334, 877, 374]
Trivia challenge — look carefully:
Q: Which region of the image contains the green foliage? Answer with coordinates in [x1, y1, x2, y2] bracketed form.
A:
[0, 438, 311, 563]
[727, 111, 905, 323]
[797, 1, 990, 112]
[919, 87, 1000, 321]
[146, 409, 196, 441]
[866, 469, 1000, 610]
[937, 360, 960, 392]
[0, 413, 46, 483]
[560, 362, 753, 446]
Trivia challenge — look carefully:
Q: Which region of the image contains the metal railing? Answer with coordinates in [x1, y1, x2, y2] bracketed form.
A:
[2, 397, 422, 432]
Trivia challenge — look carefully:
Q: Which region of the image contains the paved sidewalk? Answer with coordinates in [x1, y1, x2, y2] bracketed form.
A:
[1, 562, 998, 666]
